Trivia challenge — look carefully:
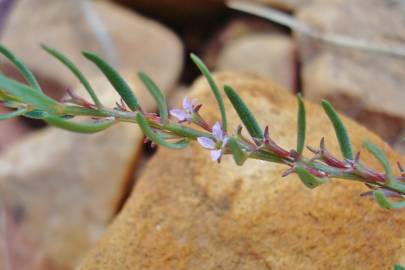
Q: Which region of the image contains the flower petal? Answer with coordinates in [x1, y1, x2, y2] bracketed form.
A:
[210, 149, 222, 161]
[212, 121, 224, 141]
[182, 96, 193, 112]
[222, 136, 229, 147]
[197, 137, 216, 150]
[169, 109, 187, 121]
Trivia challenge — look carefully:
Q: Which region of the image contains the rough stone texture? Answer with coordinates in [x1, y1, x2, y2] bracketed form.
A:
[79, 72, 405, 270]
[297, 0, 405, 143]
[0, 72, 168, 270]
[216, 33, 296, 90]
[1, 0, 183, 97]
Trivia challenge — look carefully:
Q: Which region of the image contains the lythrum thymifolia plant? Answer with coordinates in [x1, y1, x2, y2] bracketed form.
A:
[0, 45, 405, 209]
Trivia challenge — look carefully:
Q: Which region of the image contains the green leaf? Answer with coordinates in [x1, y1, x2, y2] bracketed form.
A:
[394, 264, 405, 270]
[42, 45, 102, 108]
[190, 53, 227, 131]
[296, 93, 306, 155]
[374, 190, 405, 209]
[44, 115, 115, 133]
[0, 74, 59, 111]
[0, 45, 42, 93]
[295, 166, 327, 189]
[138, 71, 168, 124]
[0, 107, 29, 120]
[224, 85, 263, 144]
[227, 137, 247, 166]
[321, 100, 353, 160]
[83, 51, 139, 111]
[363, 140, 395, 184]
[136, 113, 189, 149]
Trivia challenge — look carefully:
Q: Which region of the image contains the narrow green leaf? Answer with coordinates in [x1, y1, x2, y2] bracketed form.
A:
[227, 137, 247, 166]
[295, 166, 327, 189]
[0, 74, 59, 111]
[190, 53, 227, 131]
[296, 93, 306, 155]
[374, 190, 405, 209]
[374, 190, 392, 209]
[83, 51, 139, 111]
[0, 45, 42, 93]
[322, 100, 353, 160]
[42, 45, 102, 107]
[363, 140, 395, 183]
[0, 107, 29, 120]
[136, 113, 189, 149]
[224, 85, 263, 144]
[44, 115, 115, 133]
[0, 91, 20, 103]
[138, 71, 168, 124]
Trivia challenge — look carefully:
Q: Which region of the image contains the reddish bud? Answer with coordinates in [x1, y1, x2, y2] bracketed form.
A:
[322, 152, 347, 169]
[357, 166, 385, 183]
[263, 126, 290, 158]
[317, 138, 347, 169]
[306, 166, 327, 178]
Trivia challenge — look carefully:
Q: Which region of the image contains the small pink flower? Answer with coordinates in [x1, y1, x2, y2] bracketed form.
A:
[197, 122, 228, 162]
[169, 96, 197, 123]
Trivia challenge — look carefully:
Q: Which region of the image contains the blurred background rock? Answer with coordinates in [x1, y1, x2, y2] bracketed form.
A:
[0, 0, 404, 269]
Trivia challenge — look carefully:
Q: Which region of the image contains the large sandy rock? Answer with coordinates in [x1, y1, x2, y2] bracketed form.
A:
[0, 71, 169, 269]
[216, 33, 296, 90]
[297, 0, 405, 143]
[78, 72, 405, 269]
[1, 0, 183, 97]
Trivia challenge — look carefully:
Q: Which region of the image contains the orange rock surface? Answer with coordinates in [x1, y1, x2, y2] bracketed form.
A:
[79, 72, 405, 269]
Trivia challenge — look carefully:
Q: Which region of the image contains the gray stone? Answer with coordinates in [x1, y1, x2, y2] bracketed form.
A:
[1, 0, 183, 96]
[216, 33, 296, 91]
[0, 72, 170, 269]
[297, 0, 405, 142]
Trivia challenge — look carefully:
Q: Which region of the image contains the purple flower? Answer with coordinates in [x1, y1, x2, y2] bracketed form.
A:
[197, 122, 229, 162]
[169, 96, 197, 123]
